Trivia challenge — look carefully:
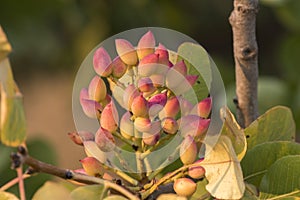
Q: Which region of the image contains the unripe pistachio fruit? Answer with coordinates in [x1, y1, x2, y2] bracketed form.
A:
[173, 178, 197, 197]
[180, 135, 198, 165]
[95, 127, 115, 152]
[93, 47, 113, 77]
[88, 76, 107, 102]
[137, 31, 155, 60]
[115, 39, 138, 66]
[188, 159, 205, 179]
[80, 157, 104, 177]
[100, 101, 119, 133]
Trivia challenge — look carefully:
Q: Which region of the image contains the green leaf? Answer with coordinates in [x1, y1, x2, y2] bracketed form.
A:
[177, 42, 210, 102]
[70, 185, 104, 200]
[242, 141, 300, 187]
[189, 178, 210, 200]
[103, 195, 129, 200]
[32, 181, 70, 200]
[0, 58, 26, 147]
[244, 106, 295, 149]
[259, 155, 300, 199]
[0, 191, 18, 200]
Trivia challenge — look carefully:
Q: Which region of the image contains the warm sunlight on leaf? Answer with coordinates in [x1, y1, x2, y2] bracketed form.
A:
[202, 136, 245, 199]
[220, 106, 247, 161]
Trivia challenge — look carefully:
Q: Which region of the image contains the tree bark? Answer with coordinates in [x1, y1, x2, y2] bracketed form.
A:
[229, 0, 259, 128]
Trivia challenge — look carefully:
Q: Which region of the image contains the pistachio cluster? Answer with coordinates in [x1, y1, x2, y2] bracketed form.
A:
[77, 31, 212, 197]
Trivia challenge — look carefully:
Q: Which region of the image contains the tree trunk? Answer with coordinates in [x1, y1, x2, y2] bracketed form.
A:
[229, 0, 259, 128]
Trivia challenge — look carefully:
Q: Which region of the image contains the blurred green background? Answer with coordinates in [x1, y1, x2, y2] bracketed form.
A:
[0, 0, 299, 198]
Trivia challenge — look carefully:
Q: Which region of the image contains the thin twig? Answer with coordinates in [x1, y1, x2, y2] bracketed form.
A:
[17, 167, 26, 200]
[11, 147, 139, 200]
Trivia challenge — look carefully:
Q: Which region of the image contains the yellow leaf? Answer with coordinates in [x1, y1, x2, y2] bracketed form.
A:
[0, 26, 12, 62]
[202, 136, 245, 199]
[0, 59, 26, 146]
[220, 106, 247, 161]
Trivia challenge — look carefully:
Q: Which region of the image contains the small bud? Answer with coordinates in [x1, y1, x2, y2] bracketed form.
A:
[155, 43, 169, 66]
[80, 99, 102, 119]
[68, 132, 83, 146]
[188, 159, 205, 179]
[95, 127, 115, 152]
[131, 94, 149, 117]
[88, 76, 107, 102]
[138, 77, 155, 93]
[100, 101, 119, 133]
[115, 39, 138, 66]
[80, 157, 104, 177]
[137, 31, 156, 60]
[123, 84, 139, 110]
[180, 135, 197, 165]
[137, 53, 159, 77]
[191, 97, 212, 118]
[112, 56, 127, 78]
[120, 111, 134, 139]
[150, 74, 165, 88]
[173, 178, 197, 197]
[93, 47, 113, 77]
[68, 131, 94, 146]
[179, 115, 210, 138]
[161, 117, 178, 134]
[134, 117, 151, 133]
[159, 96, 180, 119]
[142, 132, 160, 146]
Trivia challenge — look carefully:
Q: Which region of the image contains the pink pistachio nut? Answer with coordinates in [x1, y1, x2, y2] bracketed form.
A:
[137, 53, 159, 77]
[165, 66, 187, 91]
[115, 39, 138, 66]
[191, 97, 212, 118]
[137, 31, 156, 60]
[123, 84, 140, 111]
[188, 159, 205, 179]
[179, 115, 210, 138]
[88, 76, 107, 102]
[173, 178, 197, 197]
[155, 43, 169, 66]
[138, 77, 155, 93]
[80, 98, 102, 119]
[172, 60, 188, 76]
[93, 47, 113, 77]
[100, 101, 119, 133]
[80, 157, 105, 177]
[112, 56, 127, 78]
[180, 135, 198, 165]
[134, 117, 152, 133]
[159, 96, 180, 119]
[95, 127, 115, 152]
[131, 94, 149, 117]
[161, 117, 178, 134]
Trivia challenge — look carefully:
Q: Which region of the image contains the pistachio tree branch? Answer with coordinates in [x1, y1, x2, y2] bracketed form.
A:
[10, 146, 139, 200]
[229, 0, 259, 127]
